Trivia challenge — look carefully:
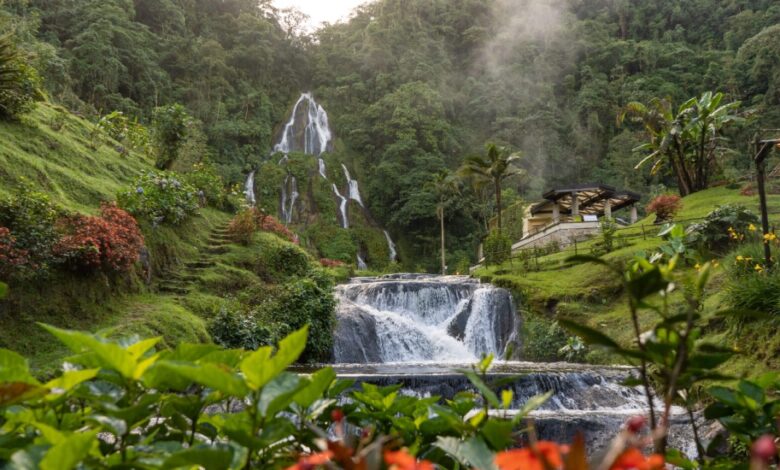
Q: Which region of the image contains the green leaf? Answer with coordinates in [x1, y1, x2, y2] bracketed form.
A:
[39, 431, 97, 470]
[512, 391, 552, 425]
[241, 325, 308, 391]
[155, 361, 249, 396]
[481, 419, 514, 449]
[44, 369, 99, 398]
[459, 369, 499, 408]
[257, 373, 307, 417]
[294, 367, 336, 408]
[435, 436, 497, 470]
[0, 349, 37, 384]
[163, 444, 234, 470]
[40, 324, 136, 379]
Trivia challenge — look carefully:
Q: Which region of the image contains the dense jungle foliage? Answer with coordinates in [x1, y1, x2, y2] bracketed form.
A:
[2, 0, 780, 266]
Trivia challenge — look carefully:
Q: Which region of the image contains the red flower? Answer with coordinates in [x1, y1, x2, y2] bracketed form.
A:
[752, 435, 777, 462]
[495, 441, 564, 470]
[384, 449, 435, 470]
[285, 450, 334, 470]
[609, 448, 664, 470]
[320, 258, 346, 268]
[626, 415, 646, 434]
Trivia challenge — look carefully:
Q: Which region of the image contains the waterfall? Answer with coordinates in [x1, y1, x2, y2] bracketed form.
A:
[384, 230, 397, 262]
[319, 158, 327, 179]
[357, 255, 368, 271]
[281, 176, 298, 224]
[328, 274, 701, 458]
[332, 184, 348, 228]
[244, 170, 256, 205]
[274, 92, 332, 156]
[342, 164, 364, 206]
[333, 274, 519, 363]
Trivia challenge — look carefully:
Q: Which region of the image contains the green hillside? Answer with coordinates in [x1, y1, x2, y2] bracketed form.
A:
[476, 186, 780, 376]
[0, 104, 336, 373]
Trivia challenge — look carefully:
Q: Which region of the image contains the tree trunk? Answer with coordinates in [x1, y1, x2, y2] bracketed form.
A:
[495, 178, 502, 232]
[439, 205, 446, 275]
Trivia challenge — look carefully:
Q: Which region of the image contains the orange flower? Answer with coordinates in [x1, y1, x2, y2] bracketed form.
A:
[384, 449, 435, 470]
[610, 448, 665, 470]
[286, 450, 334, 470]
[495, 441, 564, 470]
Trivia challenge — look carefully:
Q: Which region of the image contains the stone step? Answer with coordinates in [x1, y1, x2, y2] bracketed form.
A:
[204, 246, 229, 255]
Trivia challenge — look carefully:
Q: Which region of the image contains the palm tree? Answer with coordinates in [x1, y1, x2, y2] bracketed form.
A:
[620, 92, 740, 196]
[427, 170, 460, 275]
[458, 144, 524, 232]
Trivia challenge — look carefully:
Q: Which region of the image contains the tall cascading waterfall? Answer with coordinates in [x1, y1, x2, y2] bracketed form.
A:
[264, 93, 333, 218]
[356, 254, 368, 271]
[332, 184, 349, 229]
[330, 274, 700, 457]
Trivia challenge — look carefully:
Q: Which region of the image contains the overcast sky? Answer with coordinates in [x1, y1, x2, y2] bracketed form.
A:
[272, 0, 367, 30]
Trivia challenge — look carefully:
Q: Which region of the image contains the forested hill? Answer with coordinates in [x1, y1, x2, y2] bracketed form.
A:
[3, 0, 780, 269]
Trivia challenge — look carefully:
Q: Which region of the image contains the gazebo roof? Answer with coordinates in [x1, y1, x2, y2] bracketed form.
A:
[530, 183, 641, 216]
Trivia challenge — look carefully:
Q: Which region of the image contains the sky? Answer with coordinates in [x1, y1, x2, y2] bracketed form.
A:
[272, 0, 367, 30]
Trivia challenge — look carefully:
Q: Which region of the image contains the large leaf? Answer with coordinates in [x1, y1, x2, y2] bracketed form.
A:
[293, 367, 336, 408]
[40, 324, 136, 379]
[435, 436, 497, 470]
[39, 431, 97, 470]
[163, 444, 235, 470]
[240, 325, 308, 391]
[0, 349, 37, 384]
[458, 370, 499, 408]
[44, 369, 99, 399]
[257, 372, 308, 417]
[154, 361, 249, 397]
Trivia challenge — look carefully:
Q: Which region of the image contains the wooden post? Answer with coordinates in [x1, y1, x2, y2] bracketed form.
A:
[755, 138, 775, 269]
[571, 192, 579, 220]
[552, 203, 560, 224]
[604, 201, 612, 220]
[630, 205, 638, 224]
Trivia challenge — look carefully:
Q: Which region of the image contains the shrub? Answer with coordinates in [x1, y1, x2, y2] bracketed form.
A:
[484, 229, 512, 265]
[0, 180, 60, 275]
[0, 34, 43, 119]
[180, 161, 226, 207]
[522, 317, 569, 361]
[262, 244, 311, 279]
[257, 212, 298, 243]
[724, 243, 780, 315]
[208, 304, 276, 350]
[152, 103, 192, 170]
[266, 277, 336, 362]
[320, 258, 346, 267]
[227, 208, 257, 245]
[0, 227, 31, 280]
[53, 204, 144, 273]
[686, 204, 760, 253]
[96, 110, 150, 152]
[645, 194, 682, 222]
[117, 171, 199, 225]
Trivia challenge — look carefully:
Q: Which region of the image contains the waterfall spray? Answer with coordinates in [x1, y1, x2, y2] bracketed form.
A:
[332, 184, 349, 228]
[319, 158, 327, 179]
[342, 164, 364, 206]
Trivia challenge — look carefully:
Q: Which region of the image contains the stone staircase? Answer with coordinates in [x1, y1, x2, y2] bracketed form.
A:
[156, 222, 233, 296]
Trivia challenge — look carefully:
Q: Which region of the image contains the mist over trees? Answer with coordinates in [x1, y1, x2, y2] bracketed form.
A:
[2, 0, 779, 268]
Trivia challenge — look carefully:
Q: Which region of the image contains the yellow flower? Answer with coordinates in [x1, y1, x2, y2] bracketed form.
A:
[694, 263, 702, 271]
[748, 224, 757, 232]
[712, 259, 720, 268]
[764, 232, 777, 242]
[755, 264, 765, 273]
[736, 255, 744, 261]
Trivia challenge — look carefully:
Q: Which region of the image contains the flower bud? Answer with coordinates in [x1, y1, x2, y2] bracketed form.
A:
[752, 435, 777, 462]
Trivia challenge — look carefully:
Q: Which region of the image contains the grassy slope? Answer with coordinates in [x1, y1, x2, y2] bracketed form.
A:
[476, 186, 780, 377]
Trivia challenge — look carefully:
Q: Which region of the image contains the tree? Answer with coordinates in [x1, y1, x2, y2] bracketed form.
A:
[152, 103, 192, 170]
[458, 144, 524, 232]
[427, 170, 460, 275]
[620, 92, 740, 196]
[0, 33, 42, 119]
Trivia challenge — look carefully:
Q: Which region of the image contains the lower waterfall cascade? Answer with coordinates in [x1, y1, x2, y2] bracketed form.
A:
[330, 274, 702, 457]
